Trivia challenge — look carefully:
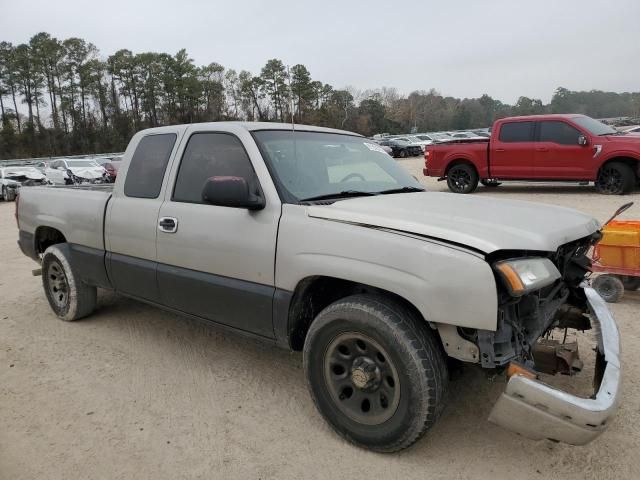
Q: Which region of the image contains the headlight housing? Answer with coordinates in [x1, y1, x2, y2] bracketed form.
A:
[494, 257, 561, 297]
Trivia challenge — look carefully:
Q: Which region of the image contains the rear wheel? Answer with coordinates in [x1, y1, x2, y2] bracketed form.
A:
[42, 244, 97, 321]
[5, 188, 16, 201]
[0, 186, 5, 201]
[399, 149, 407, 158]
[595, 162, 635, 195]
[447, 164, 479, 194]
[593, 275, 624, 303]
[303, 295, 448, 452]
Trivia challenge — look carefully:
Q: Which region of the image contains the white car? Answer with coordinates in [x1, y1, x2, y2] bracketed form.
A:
[415, 133, 455, 143]
[620, 125, 640, 134]
[0, 165, 51, 201]
[45, 159, 109, 185]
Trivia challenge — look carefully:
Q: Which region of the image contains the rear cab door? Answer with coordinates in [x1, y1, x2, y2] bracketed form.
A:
[533, 119, 592, 179]
[105, 127, 184, 302]
[490, 120, 535, 178]
[154, 125, 281, 338]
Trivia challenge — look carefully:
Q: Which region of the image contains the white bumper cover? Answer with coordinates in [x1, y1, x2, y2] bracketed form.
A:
[488, 287, 621, 444]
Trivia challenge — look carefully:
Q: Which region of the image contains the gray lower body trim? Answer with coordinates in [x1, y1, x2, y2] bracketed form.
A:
[18, 230, 38, 262]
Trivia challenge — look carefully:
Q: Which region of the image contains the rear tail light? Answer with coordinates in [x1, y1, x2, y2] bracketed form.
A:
[15, 193, 20, 228]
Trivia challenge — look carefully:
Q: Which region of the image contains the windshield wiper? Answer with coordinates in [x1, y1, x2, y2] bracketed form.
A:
[298, 190, 378, 203]
[599, 131, 625, 136]
[376, 186, 425, 195]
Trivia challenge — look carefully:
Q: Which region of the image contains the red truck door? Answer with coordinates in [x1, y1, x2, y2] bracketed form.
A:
[533, 120, 593, 179]
[491, 121, 535, 178]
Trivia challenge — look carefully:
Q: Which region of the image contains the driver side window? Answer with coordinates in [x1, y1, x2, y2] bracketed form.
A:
[173, 132, 257, 204]
[538, 121, 581, 145]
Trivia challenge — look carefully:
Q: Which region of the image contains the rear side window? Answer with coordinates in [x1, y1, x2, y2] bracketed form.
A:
[124, 134, 176, 198]
[498, 122, 534, 142]
[173, 133, 256, 204]
[538, 121, 581, 145]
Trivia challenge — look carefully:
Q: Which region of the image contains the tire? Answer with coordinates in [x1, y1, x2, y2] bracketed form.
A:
[619, 275, 640, 291]
[481, 179, 501, 187]
[41, 244, 97, 321]
[447, 163, 479, 194]
[399, 149, 407, 158]
[595, 162, 635, 195]
[593, 275, 624, 303]
[303, 294, 448, 452]
[5, 188, 16, 201]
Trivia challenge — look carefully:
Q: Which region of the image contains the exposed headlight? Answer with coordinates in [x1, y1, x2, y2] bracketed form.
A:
[494, 257, 561, 296]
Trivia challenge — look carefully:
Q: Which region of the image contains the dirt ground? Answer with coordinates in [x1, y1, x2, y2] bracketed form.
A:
[1, 158, 639, 480]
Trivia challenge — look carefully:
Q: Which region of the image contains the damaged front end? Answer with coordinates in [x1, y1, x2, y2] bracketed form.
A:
[462, 233, 621, 444]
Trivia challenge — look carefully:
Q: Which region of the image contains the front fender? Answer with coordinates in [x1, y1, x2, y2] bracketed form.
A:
[276, 205, 498, 331]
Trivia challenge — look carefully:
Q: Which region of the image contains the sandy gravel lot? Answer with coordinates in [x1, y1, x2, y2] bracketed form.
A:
[1, 158, 639, 480]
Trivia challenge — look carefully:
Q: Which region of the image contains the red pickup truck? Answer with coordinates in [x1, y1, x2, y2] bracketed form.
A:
[424, 114, 640, 194]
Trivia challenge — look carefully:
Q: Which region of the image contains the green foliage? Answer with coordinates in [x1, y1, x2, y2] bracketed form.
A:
[1, 32, 639, 159]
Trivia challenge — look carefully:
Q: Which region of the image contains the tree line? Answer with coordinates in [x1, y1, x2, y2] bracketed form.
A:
[1, 32, 639, 159]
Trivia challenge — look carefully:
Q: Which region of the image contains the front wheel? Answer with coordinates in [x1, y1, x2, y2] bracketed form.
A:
[595, 162, 635, 195]
[399, 149, 407, 158]
[303, 295, 448, 452]
[447, 164, 479, 194]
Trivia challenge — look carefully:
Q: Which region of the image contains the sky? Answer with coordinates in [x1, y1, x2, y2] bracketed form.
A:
[1, 0, 639, 104]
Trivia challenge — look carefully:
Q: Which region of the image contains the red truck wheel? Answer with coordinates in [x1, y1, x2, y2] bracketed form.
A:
[447, 164, 479, 194]
[595, 162, 635, 195]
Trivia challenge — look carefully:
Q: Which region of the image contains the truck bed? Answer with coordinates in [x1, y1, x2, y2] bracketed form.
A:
[18, 185, 114, 251]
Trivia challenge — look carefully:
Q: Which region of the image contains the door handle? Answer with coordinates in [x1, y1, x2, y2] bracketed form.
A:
[495, 148, 505, 152]
[158, 217, 178, 233]
[535, 147, 549, 152]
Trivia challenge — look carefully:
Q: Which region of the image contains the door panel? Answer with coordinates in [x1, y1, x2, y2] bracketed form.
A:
[155, 130, 280, 337]
[105, 131, 181, 302]
[491, 121, 535, 178]
[533, 121, 593, 179]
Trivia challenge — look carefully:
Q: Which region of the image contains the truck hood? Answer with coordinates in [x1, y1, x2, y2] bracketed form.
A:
[306, 192, 600, 253]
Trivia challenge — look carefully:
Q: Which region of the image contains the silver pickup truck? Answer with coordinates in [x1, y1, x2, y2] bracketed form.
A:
[16, 122, 620, 452]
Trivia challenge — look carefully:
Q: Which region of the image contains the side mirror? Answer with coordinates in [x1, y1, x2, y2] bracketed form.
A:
[201, 176, 265, 210]
[578, 135, 588, 146]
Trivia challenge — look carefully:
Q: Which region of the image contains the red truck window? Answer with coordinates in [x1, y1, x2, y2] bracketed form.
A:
[538, 121, 581, 145]
[498, 122, 534, 142]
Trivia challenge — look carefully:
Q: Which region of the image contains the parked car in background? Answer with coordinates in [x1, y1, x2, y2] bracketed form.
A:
[391, 136, 429, 152]
[620, 125, 640, 134]
[1, 165, 52, 201]
[424, 114, 640, 194]
[96, 156, 122, 182]
[378, 138, 423, 157]
[415, 133, 454, 143]
[45, 158, 109, 185]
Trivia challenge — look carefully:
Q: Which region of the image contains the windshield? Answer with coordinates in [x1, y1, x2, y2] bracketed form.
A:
[571, 116, 617, 136]
[66, 160, 100, 167]
[253, 130, 424, 203]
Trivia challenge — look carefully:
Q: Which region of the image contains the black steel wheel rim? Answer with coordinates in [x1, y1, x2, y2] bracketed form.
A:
[47, 260, 69, 308]
[323, 332, 400, 425]
[450, 168, 471, 191]
[597, 168, 622, 193]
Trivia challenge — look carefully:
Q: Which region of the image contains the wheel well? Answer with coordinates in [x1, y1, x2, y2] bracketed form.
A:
[599, 157, 639, 178]
[34, 227, 66, 255]
[445, 159, 477, 175]
[287, 276, 426, 351]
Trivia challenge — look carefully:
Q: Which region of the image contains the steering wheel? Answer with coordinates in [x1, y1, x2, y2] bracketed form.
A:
[340, 173, 366, 183]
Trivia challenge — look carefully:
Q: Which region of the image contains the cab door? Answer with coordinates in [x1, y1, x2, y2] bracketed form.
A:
[155, 127, 281, 338]
[490, 121, 535, 178]
[533, 120, 593, 179]
[105, 130, 182, 302]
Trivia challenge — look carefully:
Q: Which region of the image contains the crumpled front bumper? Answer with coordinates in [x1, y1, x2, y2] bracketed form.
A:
[488, 287, 621, 445]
